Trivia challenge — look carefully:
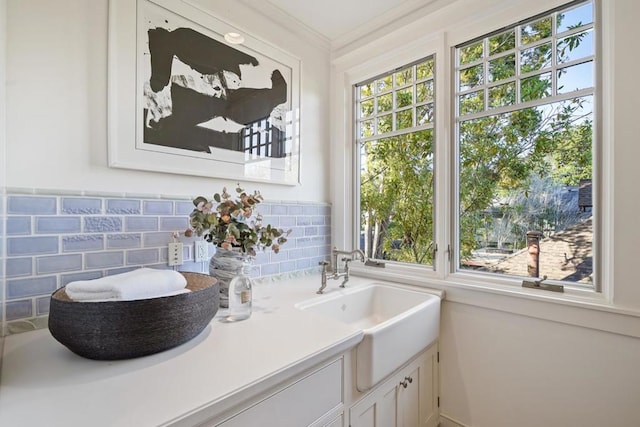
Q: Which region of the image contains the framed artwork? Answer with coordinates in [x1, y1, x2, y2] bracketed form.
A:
[108, 0, 301, 185]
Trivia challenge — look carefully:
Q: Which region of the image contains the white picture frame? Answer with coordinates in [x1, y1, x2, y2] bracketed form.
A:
[108, 0, 301, 185]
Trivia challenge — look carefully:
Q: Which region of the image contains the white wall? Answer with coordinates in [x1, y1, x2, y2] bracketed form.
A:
[1, 0, 7, 335]
[5, 0, 330, 202]
[332, 0, 640, 425]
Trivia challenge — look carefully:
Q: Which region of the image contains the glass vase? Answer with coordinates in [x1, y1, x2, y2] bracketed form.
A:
[209, 247, 251, 308]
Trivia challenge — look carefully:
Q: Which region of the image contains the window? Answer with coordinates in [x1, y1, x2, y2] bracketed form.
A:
[455, 0, 595, 286]
[356, 57, 436, 267]
[353, 0, 597, 289]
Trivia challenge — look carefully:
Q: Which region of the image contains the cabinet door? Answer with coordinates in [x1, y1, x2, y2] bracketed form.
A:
[399, 344, 438, 427]
[349, 380, 398, 427]
[349, 344, 439, 427]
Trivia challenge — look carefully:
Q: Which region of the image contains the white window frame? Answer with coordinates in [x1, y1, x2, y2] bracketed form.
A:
[452, 0, 599, 291]
[331, 0, 613, 309]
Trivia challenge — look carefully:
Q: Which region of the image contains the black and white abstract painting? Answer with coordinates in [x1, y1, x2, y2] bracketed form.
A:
[108, 0, 300, 184]
[142, 10, 290, 157]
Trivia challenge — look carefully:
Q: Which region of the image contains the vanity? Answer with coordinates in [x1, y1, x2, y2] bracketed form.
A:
[0, 275, 441, 427]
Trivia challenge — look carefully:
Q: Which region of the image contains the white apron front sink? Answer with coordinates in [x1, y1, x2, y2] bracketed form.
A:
[296, 282, 440, 391]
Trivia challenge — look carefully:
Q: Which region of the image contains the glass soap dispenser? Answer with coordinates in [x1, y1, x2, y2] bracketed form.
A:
[224, 259, 253, 322]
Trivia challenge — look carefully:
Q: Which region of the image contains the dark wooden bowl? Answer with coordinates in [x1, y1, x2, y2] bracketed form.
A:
[48, 272, 219, 360]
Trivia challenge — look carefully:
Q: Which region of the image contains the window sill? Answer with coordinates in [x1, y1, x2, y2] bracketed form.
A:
[349, 263, 640, 339]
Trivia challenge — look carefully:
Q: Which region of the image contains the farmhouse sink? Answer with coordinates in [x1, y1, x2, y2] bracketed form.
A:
[296, 283, 440, 391]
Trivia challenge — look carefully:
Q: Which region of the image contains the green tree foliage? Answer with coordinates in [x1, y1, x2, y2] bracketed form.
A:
[360, 130, 434, 263]
[360, 9, 593, 268]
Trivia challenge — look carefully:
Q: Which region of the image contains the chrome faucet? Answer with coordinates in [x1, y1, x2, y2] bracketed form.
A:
[317, 247, 366, 294]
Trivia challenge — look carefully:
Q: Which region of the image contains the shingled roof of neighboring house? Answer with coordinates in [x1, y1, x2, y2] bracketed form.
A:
[579, 179, 593, 211]
[483, 216, 593, 284]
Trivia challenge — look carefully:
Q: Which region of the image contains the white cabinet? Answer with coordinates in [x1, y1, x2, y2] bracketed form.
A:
[213, 358, 343, 427]
[349, 344, 439, 427]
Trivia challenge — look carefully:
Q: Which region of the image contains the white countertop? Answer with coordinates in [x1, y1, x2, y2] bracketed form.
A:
[0, 273, 376, 427]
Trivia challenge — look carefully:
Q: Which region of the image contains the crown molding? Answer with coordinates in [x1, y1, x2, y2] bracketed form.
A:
[237, 0, 332, 53]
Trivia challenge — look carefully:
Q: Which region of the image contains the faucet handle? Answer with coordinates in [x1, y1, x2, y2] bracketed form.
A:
[319, 261, 329, 266]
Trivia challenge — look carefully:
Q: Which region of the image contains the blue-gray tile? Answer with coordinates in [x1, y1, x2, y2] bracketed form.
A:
[126, 216, 158, 232]
[7, 236, 58, 255]
[175, 201, 195, 215]
[297, 216, 311, 226]
[319, 206, 331, 216]
[296, 258, 312, 269]
[144, 200, 173, 215]
[36, 254, 83, 274]
[105, 266, 141, 276]
[256, 204, 271, 215]
[7, 216, 31, 235]
[178, 262, 206, 273]
[106, 199, 141, 214]
[62, 198, 102, 214]
[62, 235, 104, 252]
[6, 258, 33, 277]
[296, 237, 312, 248]
[305, 226, 318, 236]
[8, 196, 57, 215]
[159, 217, 188, 231]
[280, 260, 297, 273]
[36, 296, 51, 315]
[61, 270, 103, 286]
[303, 206, 318, 215]
[312, 216, 325, 225]
[85, 217, 122, 232]
[320, 226, 331, 236]
[85, 251, 124, 269]
[311, 236, 327, 246]
[7, 276, 57, 298]
[288, 205, 304, 215]
[261, 263, 280, 276]
[6, 300, 33, 321]
[107, 234, 142, 249]
[279, 216, 296, 227]
[126, 249, 159, 265]
[260, 215, 279, 226]
[252, 252, 270, 265]
[271, 205, 287, 215]
[303, 247, 319, 257]
[287, 248, 304, 260]
[36, 216, 81, 234]
[144, 232, 174, 247]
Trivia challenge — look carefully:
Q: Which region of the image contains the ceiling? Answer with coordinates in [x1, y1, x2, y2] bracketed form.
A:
[240, 0, 443, 47]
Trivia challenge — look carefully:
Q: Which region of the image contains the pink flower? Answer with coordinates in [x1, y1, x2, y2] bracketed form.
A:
[196, 201, 212, 213]
[272, 243, 280, 254]
[221, 242, 232, 250]
[243, 208, 252, 218]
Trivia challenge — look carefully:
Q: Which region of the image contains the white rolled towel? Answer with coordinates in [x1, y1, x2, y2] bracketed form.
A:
[65, 268, 188, 302]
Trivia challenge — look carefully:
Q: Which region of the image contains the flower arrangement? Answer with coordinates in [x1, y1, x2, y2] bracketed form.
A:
[185, 185, 290, 256]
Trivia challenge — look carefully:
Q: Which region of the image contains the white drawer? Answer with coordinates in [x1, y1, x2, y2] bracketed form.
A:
[217, 358, 343, 427]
